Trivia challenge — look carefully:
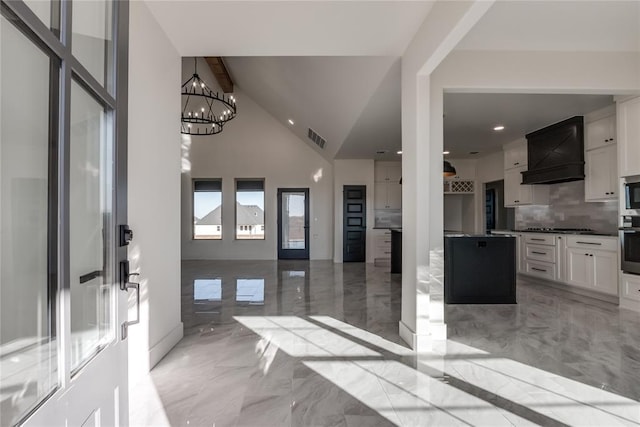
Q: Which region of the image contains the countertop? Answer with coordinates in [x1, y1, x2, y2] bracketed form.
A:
[445, 234, 514, 238]
[373, 227, 402, 231]
[491, 229, 618, 237]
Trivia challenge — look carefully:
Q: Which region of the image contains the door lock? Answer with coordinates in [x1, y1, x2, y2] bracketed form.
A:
[119, 224, 133, 246]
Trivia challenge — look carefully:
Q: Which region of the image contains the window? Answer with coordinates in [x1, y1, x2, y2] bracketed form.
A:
[193, 179, 222, 240]
[236, 179, 265, 240]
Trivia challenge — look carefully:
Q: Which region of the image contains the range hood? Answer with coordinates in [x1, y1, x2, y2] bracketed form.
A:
[521, 116, 585, 185]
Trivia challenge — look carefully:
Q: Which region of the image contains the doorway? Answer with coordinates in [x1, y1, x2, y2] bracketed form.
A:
[277, 188, 310, 259]
[485, 180, 515, 233]
[343, 185, 367, 262]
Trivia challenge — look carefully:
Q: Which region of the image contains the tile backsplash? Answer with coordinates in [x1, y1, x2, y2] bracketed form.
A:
[374, 209, 402, 228]
[515, 180, 618, 233]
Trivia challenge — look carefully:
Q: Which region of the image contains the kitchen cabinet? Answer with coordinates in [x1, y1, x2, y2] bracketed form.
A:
[375, 161, 402, 210]
[522, 233, 559, 281]
[372, 230, 392, 262]
[617, 96, 640, 177]
[504, 142, 527, 170]
[375, 182, 402, 209]
[375, 162, 402, 183]
[585, 145, 617, 201]
[504, 166, 549, 207]
[585, 115, 616, 151]
[620, 273, 640, 312]
[565, 236, 618, 296]
[566, 248, 592, 288]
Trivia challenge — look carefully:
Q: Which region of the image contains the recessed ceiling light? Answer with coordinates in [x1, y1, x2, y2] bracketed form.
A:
[493, 125, 505, 131]
[397, 150, 403, 155]
[443, 151, 450, 155]
[288, 119, 295, 125]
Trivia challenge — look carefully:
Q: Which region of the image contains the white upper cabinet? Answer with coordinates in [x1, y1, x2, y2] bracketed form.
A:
[504, 142, 527, 170]
[585, 145, 617, 201]
[375, 162, 402, 183]
[374, 161, 402, 210]
[617, 96, 640, 177]
[585, 115, 616, 151]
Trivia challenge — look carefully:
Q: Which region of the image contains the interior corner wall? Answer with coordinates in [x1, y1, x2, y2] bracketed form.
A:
[333, 159, 375, 263]
[128, 1, 183, 382]
[180, 83, 333, 261]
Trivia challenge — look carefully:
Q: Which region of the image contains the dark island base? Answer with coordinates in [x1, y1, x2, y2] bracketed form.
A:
[444, 235, 517, 304]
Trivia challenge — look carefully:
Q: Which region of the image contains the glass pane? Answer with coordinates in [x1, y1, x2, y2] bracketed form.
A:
[23, 0, 52, 30]
[0, 15, 58, 426]
[281, 192, 306, 250]
[69, 80, 113, 372]
[236, 190, 265, 240]
[72, 0, 113, 88]
[194, 190, 222, 240]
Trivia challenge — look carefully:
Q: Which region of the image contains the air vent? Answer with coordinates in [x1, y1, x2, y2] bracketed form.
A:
[308, 128, 326, 149]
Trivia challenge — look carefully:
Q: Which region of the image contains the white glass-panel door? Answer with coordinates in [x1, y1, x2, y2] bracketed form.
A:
[0, 0, 129, 425]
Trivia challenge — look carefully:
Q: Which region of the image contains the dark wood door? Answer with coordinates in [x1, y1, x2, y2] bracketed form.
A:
[277, 188, 310, 259]
[343, 185, 366, 262]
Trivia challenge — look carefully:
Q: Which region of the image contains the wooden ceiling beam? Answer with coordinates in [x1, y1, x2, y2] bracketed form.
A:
[204, 57, 234, 94]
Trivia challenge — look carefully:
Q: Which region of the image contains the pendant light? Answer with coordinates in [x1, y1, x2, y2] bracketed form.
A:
[443, 160, 457, 177]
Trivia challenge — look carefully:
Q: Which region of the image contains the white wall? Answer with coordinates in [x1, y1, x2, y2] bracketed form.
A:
[476, 151, 504, 184]
[181, 61, 333, 261]
[333, 160, 375, 263]
[128, 1, 183, 381]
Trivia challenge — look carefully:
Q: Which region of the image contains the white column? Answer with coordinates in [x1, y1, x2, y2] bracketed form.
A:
[399, 0, 495, 352]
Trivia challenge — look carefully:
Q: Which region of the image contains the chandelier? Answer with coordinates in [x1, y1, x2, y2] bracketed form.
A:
[181, 58, 237, 136]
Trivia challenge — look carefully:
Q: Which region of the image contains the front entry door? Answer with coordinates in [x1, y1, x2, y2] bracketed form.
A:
[0, 1, 130, 426]
[343, 185, 367, 262]
[277, 188, 310, 260]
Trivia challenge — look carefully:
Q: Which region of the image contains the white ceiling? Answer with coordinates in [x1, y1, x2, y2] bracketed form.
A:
[456, 0, 640, 52]
[145, 1, 435, 56]
[443, 93, 615, 159]
[150, 0, 640, 161]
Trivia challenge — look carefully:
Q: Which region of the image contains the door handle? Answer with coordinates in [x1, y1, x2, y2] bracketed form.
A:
[79, 270, 102, 284]
[120, 260, 141, 340]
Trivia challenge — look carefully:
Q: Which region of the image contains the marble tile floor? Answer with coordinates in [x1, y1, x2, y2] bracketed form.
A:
[131, 260, 640, 426]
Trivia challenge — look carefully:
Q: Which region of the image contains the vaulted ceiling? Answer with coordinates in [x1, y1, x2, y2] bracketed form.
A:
[148, 0, 640, 161]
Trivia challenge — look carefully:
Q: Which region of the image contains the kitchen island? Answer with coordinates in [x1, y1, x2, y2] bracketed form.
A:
[444, 234, 517, 304]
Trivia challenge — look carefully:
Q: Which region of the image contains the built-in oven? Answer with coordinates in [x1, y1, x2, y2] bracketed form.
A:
[620, 216, 640, 275]
[624, 181, 640, 210]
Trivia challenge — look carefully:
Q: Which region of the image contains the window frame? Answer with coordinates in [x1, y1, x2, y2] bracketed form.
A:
[234, 178, 265, 241]
[192, 178, 223, 240]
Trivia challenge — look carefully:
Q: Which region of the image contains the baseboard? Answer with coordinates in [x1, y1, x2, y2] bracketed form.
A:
[398, 320, 416, 350]
[149, 322, 183, 369]
[620, 297, 640, 312]
[520, 274, 619, 305]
